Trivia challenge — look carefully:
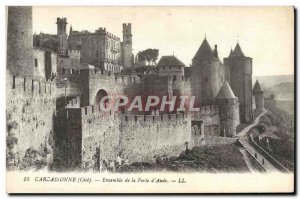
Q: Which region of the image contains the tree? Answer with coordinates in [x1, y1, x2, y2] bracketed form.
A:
[270, 94, 275, 100]
[137, 49, 159, 66]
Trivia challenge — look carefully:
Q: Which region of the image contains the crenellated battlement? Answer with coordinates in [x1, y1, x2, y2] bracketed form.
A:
[7, 73, 55, 97]
[67, 49, 81, 59]
[114, 74, 141, 85]
[95, 27, 120, 40]
[190, 105, 220, 120]
[66, 96, 80, 108]
[80, 104, 115, 118]
[120, 112, 188, 124]
[199, 105, 219, 115]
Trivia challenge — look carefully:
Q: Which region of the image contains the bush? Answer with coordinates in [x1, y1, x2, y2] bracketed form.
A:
[255, 123, 269, 134]
[259, 115, 272, 126]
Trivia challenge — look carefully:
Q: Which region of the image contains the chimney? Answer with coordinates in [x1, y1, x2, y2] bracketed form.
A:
[213, 44, 218, 58]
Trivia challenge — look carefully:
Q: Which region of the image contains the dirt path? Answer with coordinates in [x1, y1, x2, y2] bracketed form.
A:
[236, 110, 281, 172]
[237, 110, 267, 137]
[239, 139, 277, 172]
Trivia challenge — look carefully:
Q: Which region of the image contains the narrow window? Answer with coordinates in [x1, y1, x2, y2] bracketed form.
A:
[12, 76, 15, 89]
[34, 58, 38, 67]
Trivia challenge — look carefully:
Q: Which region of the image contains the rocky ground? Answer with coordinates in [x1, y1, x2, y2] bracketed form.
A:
[117, 144, 249, 173]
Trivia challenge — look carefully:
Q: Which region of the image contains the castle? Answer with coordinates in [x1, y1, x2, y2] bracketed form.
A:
[6, 7, 265, 171]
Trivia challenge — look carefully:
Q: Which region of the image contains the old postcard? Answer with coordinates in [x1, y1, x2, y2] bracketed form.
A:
[6, 6, 294, 193]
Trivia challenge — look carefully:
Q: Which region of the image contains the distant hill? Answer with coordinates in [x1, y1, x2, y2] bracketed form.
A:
[253, 75, 294, 101]
[252, 75, 294, 88]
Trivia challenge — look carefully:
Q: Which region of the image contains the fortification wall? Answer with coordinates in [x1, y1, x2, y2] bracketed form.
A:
[66, 104, 192, 169]
[254, 92, 264, 111]
[177, 77, 192, 95]
[119, 113, 191, 163]
[79, 105, 119, 170]
[6, 73, 56, 169]
[218, 101, 240, 137]
[224, 57, 253, 123]
[7, 7, 33, 77]
[191, 60, 224, 105]
[191, 105, 220, 137]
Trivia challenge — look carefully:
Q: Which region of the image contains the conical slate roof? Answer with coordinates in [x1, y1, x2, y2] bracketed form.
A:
[231, 43, 245, 57]
[156, 55, 185, 67]
[192, 38, 218, 61]
[253, 80, 263, 91]
[216, 81, 237, 99]
[229, 48, 233, 57]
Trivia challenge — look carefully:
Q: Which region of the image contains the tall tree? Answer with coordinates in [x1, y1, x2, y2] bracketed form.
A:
[137, 49, 159, 66]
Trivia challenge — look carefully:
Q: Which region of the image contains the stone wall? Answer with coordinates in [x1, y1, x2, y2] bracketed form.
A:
[217, 99, 240, 137]
[7, 6, 33, 77]
[224, 56, 253, 123]
[80, 105, 119, 170]
[191, 105, 220, 137]
[254, 92, 264, 111]
[119, 113, 191, 163]
[63, 104, 192, 170]
[6, 72, 56, 169]
[191, 60, 225, 106]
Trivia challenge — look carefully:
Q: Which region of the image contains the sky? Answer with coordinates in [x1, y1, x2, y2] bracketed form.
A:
[32, 6, 294, 76]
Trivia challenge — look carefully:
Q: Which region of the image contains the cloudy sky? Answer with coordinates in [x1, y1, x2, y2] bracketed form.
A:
[32, 6, 294, 76]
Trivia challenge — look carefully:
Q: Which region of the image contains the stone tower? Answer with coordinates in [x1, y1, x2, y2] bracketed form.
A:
[216, 81, 240, 137]
[56, 17, 68, 55]
[7, 6, 33, 77]
[224, 42, 253, 123]
[191, 38, 224, 106]
[122, 23, 133, 68]
[253, 80, 264, 111]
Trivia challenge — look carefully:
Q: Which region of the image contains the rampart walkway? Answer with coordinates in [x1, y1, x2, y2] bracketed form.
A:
[236, 110, 290, 173]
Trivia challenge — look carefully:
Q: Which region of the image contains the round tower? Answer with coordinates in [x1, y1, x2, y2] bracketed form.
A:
[216, 81, 240, 137]
[223, 42, 253, 123]
[7, 6, 33, 77]
[253, 80, 264, 111]
[191, 38, 224, 106]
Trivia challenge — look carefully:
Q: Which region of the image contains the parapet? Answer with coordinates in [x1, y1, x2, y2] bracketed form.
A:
[114, 74, 141, 85]
[80, 104, 116, 121]
[123, 23, 132, 34]
[67, 49, 81, 59]
[66, 96, 80, 108]
[56, 17, 67, 24]
[7, 73, 55, 97]
[95, 27, 120, 40]
[199, 105, 219, 115]
[120, 112, 188, 124]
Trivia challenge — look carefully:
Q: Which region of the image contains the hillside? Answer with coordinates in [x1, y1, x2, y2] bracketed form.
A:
[253, 75, 294, 101]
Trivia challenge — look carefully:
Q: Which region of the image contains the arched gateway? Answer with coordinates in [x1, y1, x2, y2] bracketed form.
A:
[95, 89, 109, 108]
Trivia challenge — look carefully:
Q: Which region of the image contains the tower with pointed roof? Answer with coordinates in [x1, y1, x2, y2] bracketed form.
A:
[216, 81, 240, 137]
[224, 42, 253, 123]
[191, 38, 225, 106]
[253, 80, 264, 111]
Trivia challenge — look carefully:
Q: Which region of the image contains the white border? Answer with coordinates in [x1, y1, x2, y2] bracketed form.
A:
[0, 0, 298, 198]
